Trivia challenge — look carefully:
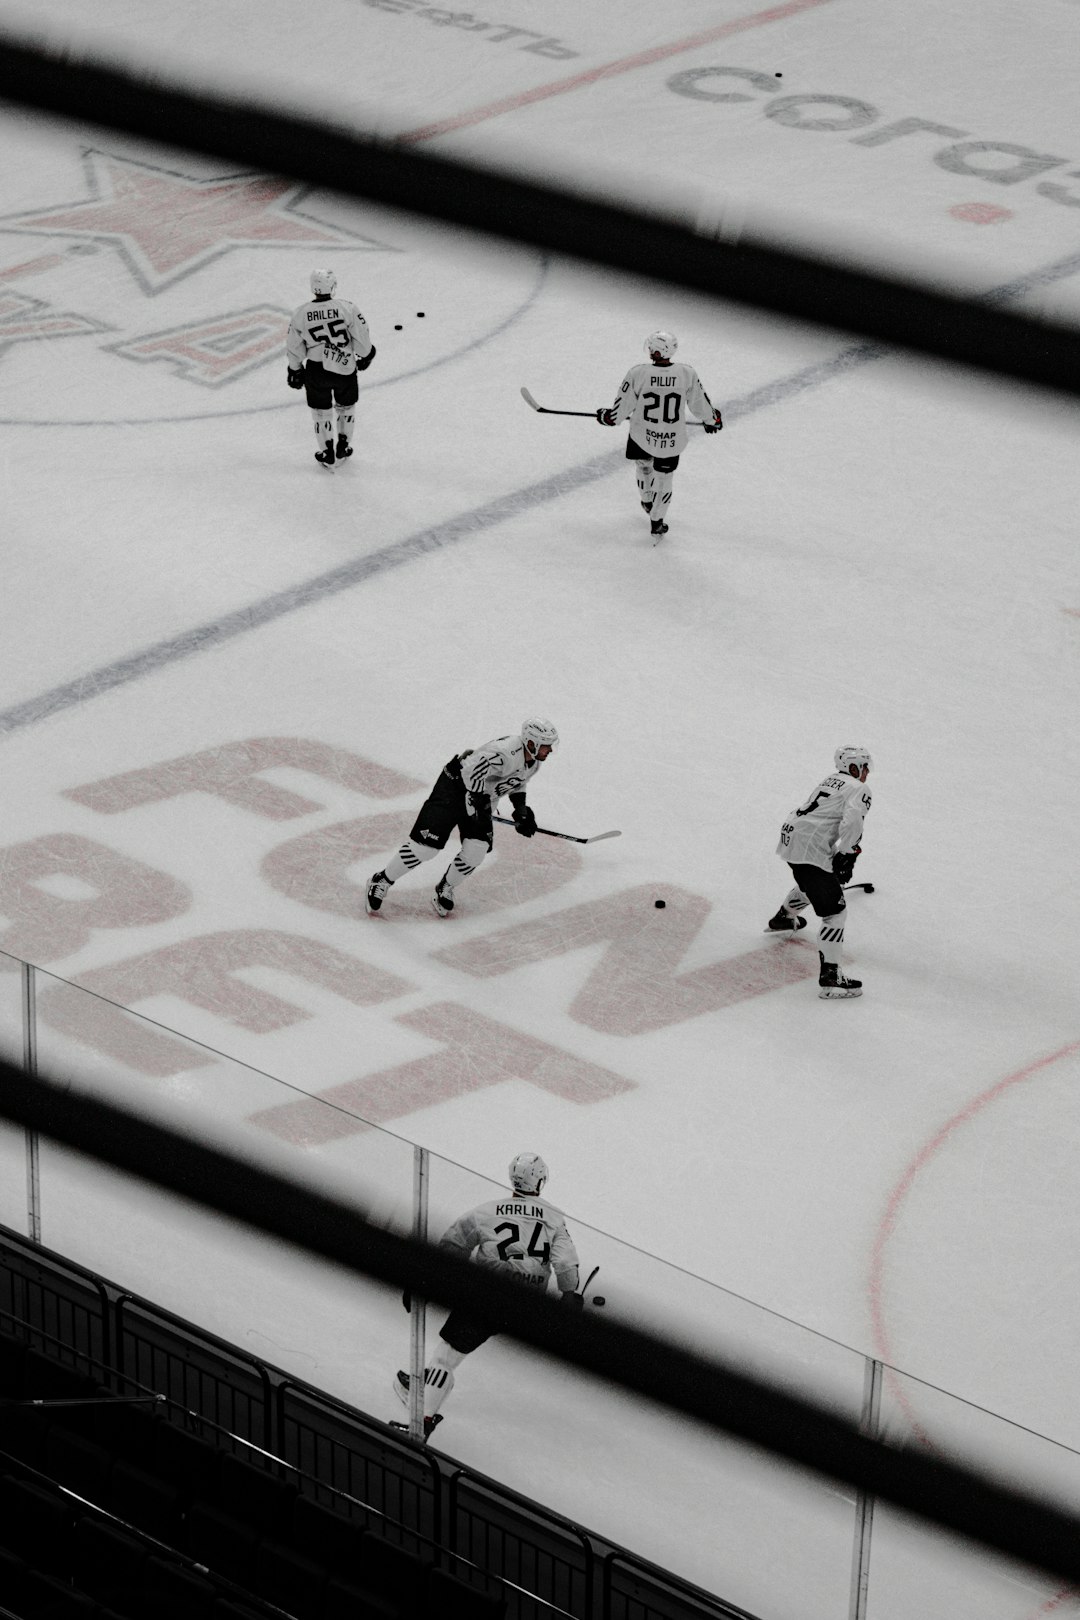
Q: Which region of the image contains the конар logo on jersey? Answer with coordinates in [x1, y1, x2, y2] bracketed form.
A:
[0, 147, 543, 427]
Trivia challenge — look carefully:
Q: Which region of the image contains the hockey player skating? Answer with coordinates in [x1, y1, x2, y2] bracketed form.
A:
[367, 719, 558, 918]
[286, 269, 375, 469]
[768, 746, 873, 999]
[394, 1153, 582, 1440]
[596, 331, 722, 540]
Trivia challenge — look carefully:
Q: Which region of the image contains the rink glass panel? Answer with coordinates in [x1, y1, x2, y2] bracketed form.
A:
[0, 952, 30, 1231]
[26, 964, 417, 1422]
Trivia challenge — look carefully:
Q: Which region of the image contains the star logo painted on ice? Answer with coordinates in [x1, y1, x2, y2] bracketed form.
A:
[0, 150, 388, 295]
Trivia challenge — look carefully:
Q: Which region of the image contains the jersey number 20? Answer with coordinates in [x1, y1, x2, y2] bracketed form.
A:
[642, 391, 681, 423]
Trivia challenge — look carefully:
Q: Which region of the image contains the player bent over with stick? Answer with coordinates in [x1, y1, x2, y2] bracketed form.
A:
[768, 746, 873, 999]
[393, 1153, 582, 1441]
[596, 331, 722, 540]
[367, 719, 558, 918]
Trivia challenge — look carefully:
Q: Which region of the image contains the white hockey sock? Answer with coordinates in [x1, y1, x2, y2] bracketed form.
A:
[335, 407, 354, 447]
[422, 1363, 455, 1418]
[309, 407, 334, 446]
[652, 469, 675, 515]
[443, 837, 489, 891]
[384, 840, 437, 882]
[818, 911, 846, 966]
[784, 887, 811, 914]
[635, 465, 656, 508]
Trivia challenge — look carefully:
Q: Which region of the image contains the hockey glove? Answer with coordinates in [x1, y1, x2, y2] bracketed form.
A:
[356, 344, 376, 372]
[703, 411, 723, 434]
[596, 407, 618, 426]
[512, 804, 537, 838]
[287, 367, 305, 390]
[831, 846, 860, 886]
[561, 1292, 585, 1311]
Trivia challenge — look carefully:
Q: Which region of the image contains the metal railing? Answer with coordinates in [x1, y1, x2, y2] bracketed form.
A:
[3, 949, 1080, 1619]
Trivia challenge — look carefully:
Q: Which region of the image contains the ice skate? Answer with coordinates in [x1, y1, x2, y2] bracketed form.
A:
[432, 877, 455, 917]
[315, 439, 335, 470]
[391, 1371, 444, 1442]
[335, 435, 353, 461]
[389, 1413, 443, 1443]
[766, 908, 807, 934]
[818, 958, 862, 999]
[366, 871, 391, 914]
[650, 519, 669, 543]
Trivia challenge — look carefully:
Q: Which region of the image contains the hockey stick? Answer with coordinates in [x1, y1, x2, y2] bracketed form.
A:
[494, 814, 621, 845]
[520, 387, 595, 419]
[581, 1266, 606, 1307]
[844, 881, 875, 893]
[521, 386, 716, 427]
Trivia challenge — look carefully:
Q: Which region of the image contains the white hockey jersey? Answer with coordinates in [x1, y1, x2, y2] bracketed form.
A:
[777, 772, 872, 872]
[439, 1196, 580, 1293]
[609, 359, 716, 456]
[286, 297, 372, 375]
[457, 735, 545, 802]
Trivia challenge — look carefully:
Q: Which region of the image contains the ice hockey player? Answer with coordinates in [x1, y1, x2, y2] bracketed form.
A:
[767, 746, 873, 999]
[394, 1152, 582, 1440]
[596, 331, 722, 540]
[286, 269, 375, 469]
[367, 719, 558, 918]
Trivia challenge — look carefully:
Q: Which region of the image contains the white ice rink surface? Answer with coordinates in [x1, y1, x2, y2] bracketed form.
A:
[1, 1, 1080, 1616]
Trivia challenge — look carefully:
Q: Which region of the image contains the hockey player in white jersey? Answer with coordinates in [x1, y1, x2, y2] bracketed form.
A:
[596, 331, 722, 540]
[286, 269, 375, 469]
[767, 746, 873, 999]
[366, 719, 558, 918]
[394, 1153, 582, 1439]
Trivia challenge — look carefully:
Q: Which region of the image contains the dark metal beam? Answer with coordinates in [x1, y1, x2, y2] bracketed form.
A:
[1, 33, 1080, 399]
[0, 1056, 1076, 1586]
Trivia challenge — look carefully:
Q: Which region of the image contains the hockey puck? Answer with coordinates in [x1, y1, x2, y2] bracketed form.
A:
[394, 324, 403, 330]
[593, 1296, 606, 1307]
[654, 899, 666, 909]
[417, 311, 425, 317]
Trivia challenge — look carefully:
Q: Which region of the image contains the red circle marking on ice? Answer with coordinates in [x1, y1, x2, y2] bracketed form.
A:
[868, 1036, 1080, 1425]
[868, 1033, 1080, 1617]
[949, 202, 1013, 224]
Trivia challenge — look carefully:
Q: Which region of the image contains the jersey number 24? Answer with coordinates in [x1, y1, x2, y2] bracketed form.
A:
[493, 1220, 551, 1265]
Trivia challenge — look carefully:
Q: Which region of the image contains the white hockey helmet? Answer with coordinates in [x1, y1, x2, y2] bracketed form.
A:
[644, 330, 677, 360]
[834, 745, 873, 776]
[521, 717, 559, 758]
[509, 1152, 549, 1195]
[310, 268, 337, 297]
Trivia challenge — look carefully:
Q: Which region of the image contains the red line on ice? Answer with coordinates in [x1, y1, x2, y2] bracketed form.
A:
[868, 1035, 1080, 1382]
[398, 0, 837, 144]
[867, 1036, 1080, 1615]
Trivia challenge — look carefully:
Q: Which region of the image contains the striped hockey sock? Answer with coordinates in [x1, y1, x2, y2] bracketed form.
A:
[384, 840, 436, 882]
[443, 837, 489, 890]
[817, 912, 846, 965]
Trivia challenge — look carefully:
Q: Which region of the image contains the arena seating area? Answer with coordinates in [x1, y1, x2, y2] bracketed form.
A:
[0, 1330, 505, 1619]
